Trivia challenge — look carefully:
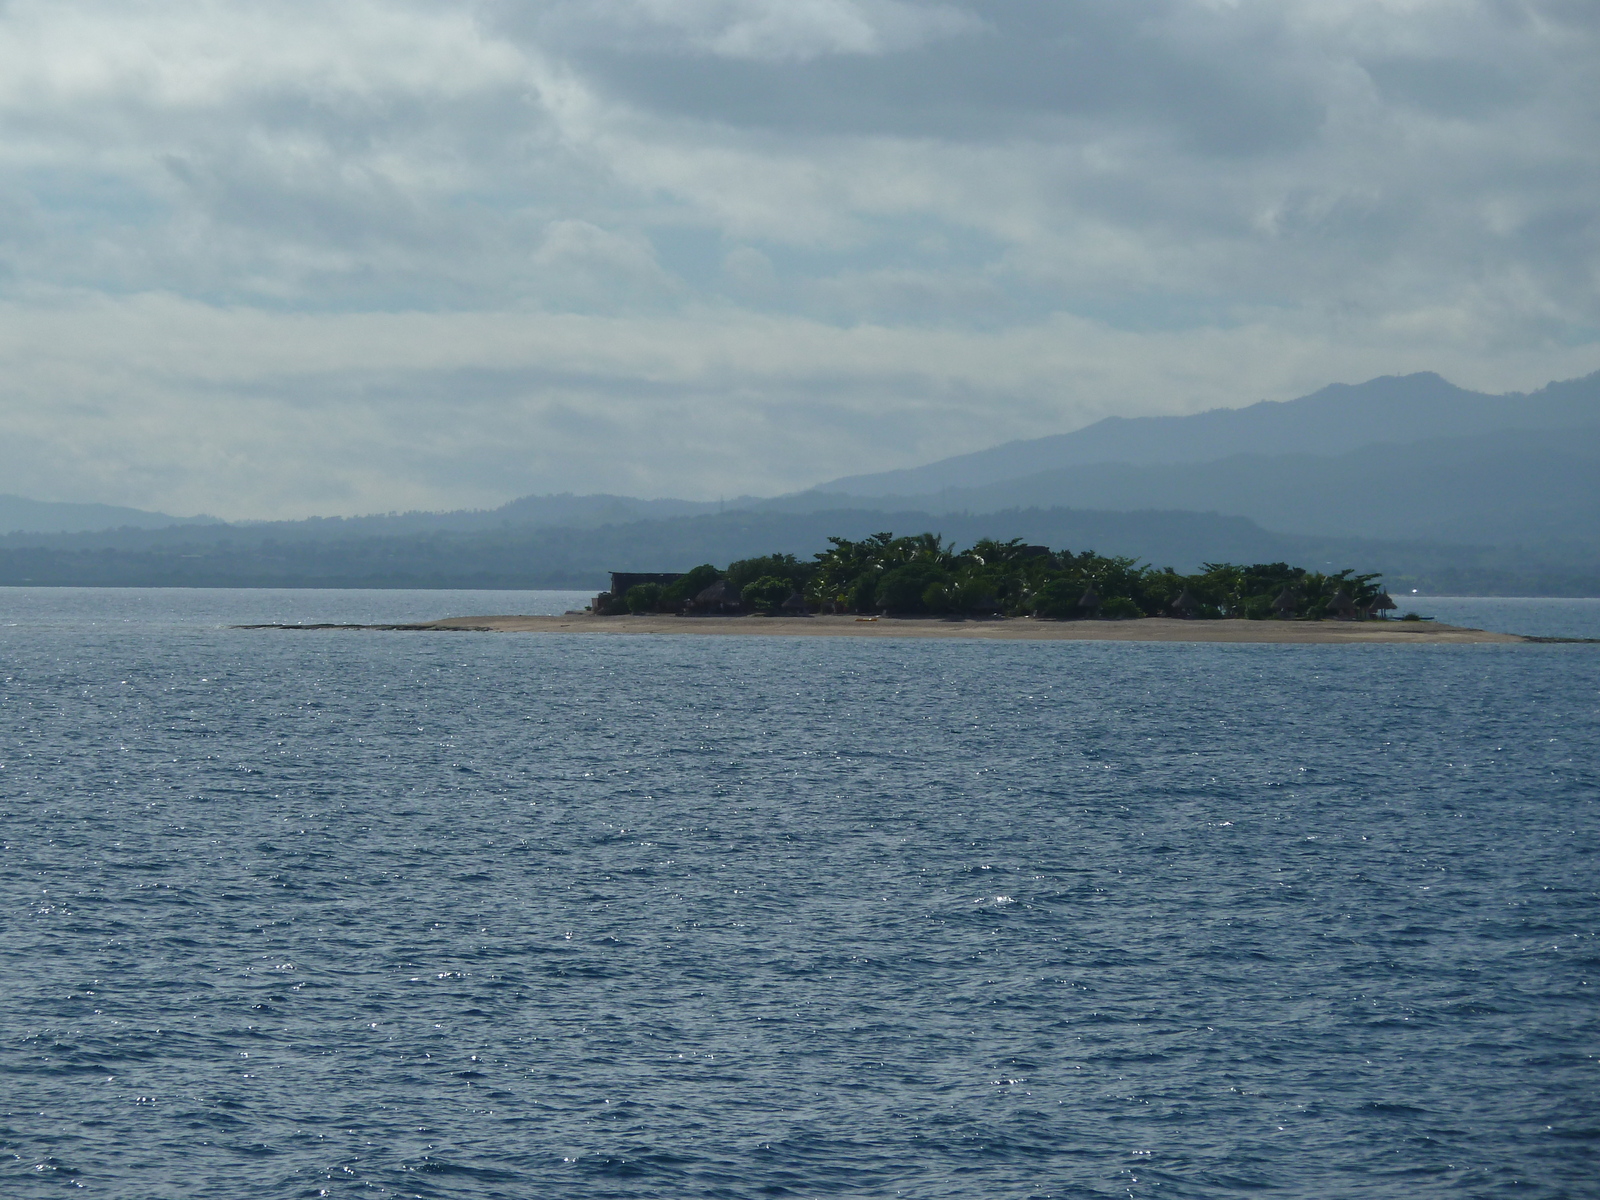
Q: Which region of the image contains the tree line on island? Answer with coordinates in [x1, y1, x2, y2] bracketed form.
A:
[595, 533, 1402, 621]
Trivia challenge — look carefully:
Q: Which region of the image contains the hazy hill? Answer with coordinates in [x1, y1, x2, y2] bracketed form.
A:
[813, 370, 1600, 496]
[769, 425, 1600, 551]
[0, 491, 737, 545]
[230, 492, 729, 535]
[0, 494, 219, 535]
[4, 369, 1596, 594]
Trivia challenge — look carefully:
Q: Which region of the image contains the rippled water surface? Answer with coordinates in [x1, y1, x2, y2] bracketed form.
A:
[1403, 595, 1600, 641]
[2, 590, 1597, 1198]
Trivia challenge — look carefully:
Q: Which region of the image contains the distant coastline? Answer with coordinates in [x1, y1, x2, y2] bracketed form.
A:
[4, 505, 1598, 599]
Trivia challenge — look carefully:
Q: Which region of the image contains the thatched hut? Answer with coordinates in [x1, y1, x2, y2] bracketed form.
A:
[1169, 588, 1200, 619]
[1272, 588, 1299, 619]
[689, 579, 743, 615]
[1367, 591, 1397, 619]
[780, 591, 812, 616]
[1325, 587, 1358, 619]
[1077, 585, 1101, 617]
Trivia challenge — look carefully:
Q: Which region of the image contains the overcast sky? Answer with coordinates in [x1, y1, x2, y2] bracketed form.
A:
[2, 0, 1597, 518]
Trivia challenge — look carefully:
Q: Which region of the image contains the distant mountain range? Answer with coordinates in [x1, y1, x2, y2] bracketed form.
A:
[0, 494, 221, 535]
[4, 368, 1597, 593]
[763, 369, 1600, 558]
[809, 370, 1600, 495]
[0, 491, 728, 538]
[762, 425, 1600, 550]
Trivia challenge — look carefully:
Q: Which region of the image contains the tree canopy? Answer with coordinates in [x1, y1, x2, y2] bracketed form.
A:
[607, 533, 1387, 620]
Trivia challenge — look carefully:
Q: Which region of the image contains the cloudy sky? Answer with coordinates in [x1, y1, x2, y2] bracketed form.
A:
[2, 0, 1597, 518]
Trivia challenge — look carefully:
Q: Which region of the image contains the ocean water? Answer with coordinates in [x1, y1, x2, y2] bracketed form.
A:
[1402, 596, 1600, 642]
[1, 591, 1597, 1199]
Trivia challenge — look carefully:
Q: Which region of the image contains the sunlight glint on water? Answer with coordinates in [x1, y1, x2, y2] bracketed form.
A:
[1, 590, 1596, 1198]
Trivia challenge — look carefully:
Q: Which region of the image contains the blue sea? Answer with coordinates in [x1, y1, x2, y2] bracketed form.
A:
[2, 589, 1597, 1199]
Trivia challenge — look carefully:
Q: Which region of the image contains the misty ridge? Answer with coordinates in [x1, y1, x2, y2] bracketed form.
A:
[783, 371, 1600, 551]
[810, 370, 1600, 492]
[3, 369, 1597, 595]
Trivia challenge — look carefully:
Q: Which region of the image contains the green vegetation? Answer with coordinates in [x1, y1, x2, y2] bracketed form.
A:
[661, 564, 721, 607]
[724, 553, 811, 593]
[610, 532, 1390, 619]
[624, 582, 664, 613]
[740, 575, 794, 613]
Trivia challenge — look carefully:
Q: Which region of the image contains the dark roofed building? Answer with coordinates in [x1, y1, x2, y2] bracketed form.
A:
[689, 579, 743, 614]
[610, 571, 684, 596]
[1170, 588, 1200, 619]
[1326, 587, 1358, 619]
[592, 571, 687, 615]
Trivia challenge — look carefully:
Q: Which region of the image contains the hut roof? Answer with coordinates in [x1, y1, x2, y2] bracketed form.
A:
[694, 579, 740, 605]
[1170, 588, 1200, 617]
[780, 591, 810, 614]
[1326, 587, 1358, 618]
[1078, 586, 1101, 608]
[1372, 591, 1397, 610]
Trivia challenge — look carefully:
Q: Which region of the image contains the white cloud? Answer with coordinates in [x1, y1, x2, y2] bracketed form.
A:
[3, 290, 1594, 518]
[524, 0, 981, 61]
[530, 219, 682, 308]
[0, 0, 1594, 515]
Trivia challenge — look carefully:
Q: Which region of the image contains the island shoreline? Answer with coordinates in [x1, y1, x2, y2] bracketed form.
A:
[236, 614, 1536, 644]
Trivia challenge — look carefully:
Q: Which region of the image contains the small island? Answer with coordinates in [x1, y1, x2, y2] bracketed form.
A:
[243, 533, 1539, 644]
[590, 534, 1405, 623]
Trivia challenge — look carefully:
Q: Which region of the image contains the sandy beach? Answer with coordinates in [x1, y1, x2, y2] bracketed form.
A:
[256, 613, 1530, 644]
